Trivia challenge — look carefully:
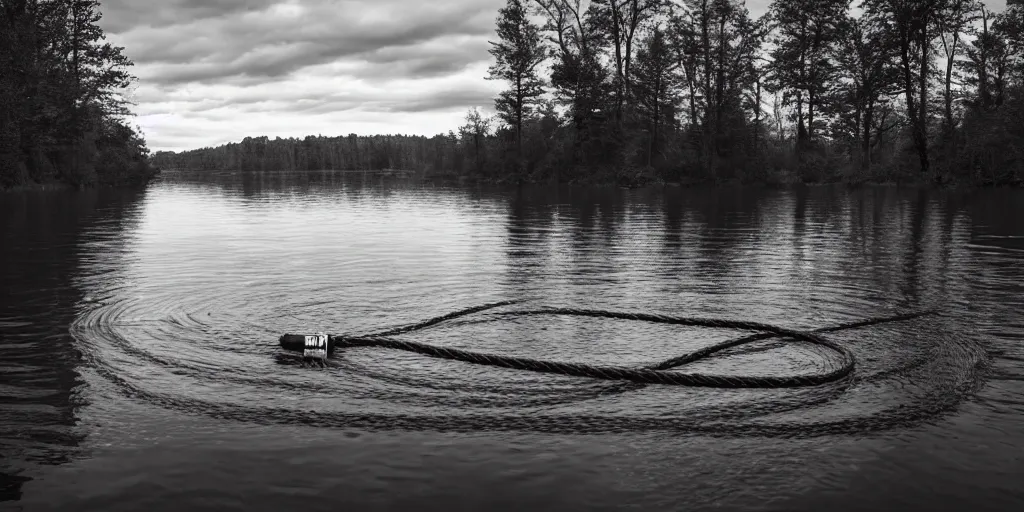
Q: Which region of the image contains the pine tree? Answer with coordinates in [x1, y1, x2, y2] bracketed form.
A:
[832, 15, 901, 171]
[767, 0, 849, 148]
[591, 0, 663, 121]
[536, 0, 610, 151]
[633, 27, 679, 166]
[668, 0, 759, 176]
[487, 0, 546, 161]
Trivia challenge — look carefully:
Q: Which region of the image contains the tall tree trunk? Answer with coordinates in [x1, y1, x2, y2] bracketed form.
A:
[942, 31, 958, 135]
[474, 132, 481, 173]
[898, 27, 925, 174]
[808, 88, 816, 142]
[715, 12, 726, 124]
[853, 81, 863, 165]
[624, 16, 633, 102]
[72, 2, 82, 137]
[862, 103, 874, 171]
[686, 66, 698, 130]
[753, 78, 761, 155]
[700, 1, 713, 175]
[515, 78, 523, 162]
[917, 17, 930, 176]
[611, 3, 624, 123]
[649, 73, 658, 167]
[796, 92, 806, 148]
[978, 8, 990, 108]
[796, 21, 808, 146]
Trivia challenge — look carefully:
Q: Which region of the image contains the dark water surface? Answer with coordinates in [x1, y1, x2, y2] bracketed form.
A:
[2, 171, 1022, 511]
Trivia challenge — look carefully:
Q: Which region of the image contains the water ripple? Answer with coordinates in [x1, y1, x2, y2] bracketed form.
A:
[61, 181, 993, 438]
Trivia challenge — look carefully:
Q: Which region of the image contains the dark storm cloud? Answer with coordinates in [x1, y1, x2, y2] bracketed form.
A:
[276, 85, 497, 115]
[358, 39, 493, 77]
[382, 86, 498, 113]
[111, 0, 500, 86]
[136, 74, 497, 116]
[166, 84, 497, 116]
[100, 0, 281, 33]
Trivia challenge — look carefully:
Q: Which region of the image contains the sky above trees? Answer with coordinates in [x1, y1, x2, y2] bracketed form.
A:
[98, 0, 1010, 152]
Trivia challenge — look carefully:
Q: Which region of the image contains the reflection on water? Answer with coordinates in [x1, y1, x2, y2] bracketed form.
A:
[1, 171, 1022, 510]
[0, 187, 146, 500]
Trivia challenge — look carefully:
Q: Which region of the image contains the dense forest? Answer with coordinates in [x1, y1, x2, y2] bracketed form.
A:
[0, 0, 154, 189]
[153, 1, 1021, 186]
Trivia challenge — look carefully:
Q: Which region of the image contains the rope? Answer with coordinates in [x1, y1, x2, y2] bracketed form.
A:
[279, 302, 935, 389]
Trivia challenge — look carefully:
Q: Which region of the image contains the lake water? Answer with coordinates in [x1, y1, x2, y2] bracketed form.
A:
[1, 170, 1022, 511]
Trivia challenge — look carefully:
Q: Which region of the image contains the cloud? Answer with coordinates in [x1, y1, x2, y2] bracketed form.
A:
[139, 70, 498, 111]
[95, 0, 507, 151]
[110, 0, 499, 86]
[99, 0, 282, 34]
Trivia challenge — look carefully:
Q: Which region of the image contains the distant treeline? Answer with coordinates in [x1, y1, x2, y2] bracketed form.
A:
[153, 134, 484, 176]
[158, 0, 1024, 186]
[0, 0, 154, 189]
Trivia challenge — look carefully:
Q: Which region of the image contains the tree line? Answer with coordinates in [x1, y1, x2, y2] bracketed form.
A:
[151, 133, 488, 175]
[155, 0, 1024, 186]
[0, 0, 154, 189]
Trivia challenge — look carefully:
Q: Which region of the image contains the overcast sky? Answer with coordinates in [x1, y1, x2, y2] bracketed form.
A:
[98, 0, 1009, 153]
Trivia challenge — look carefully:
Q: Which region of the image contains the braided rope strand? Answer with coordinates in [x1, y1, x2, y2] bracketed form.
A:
[279, 304, 935, 389]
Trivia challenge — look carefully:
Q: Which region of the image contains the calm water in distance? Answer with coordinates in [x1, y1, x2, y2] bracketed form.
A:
[1, 170, 1022, 511]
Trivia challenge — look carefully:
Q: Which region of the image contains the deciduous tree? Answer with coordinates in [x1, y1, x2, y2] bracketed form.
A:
[863, 0, 944, 176]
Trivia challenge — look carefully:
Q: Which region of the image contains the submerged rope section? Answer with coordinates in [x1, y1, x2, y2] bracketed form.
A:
[279, 301, 935, 389]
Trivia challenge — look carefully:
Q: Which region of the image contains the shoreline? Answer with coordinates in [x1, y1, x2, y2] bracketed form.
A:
[0, 169, 162, 193]
[5, 168, 1020, 192]
[445, 173, 1024, 190]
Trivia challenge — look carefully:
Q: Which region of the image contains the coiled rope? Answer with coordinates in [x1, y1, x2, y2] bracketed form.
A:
[279, 301, 935, 389]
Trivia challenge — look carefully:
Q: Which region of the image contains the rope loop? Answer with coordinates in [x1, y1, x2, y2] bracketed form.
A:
[281, 301, 935, 389]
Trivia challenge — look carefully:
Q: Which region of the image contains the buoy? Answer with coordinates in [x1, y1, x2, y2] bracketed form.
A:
[279, 333, 336, 353]
[279, 333, 330, 364]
